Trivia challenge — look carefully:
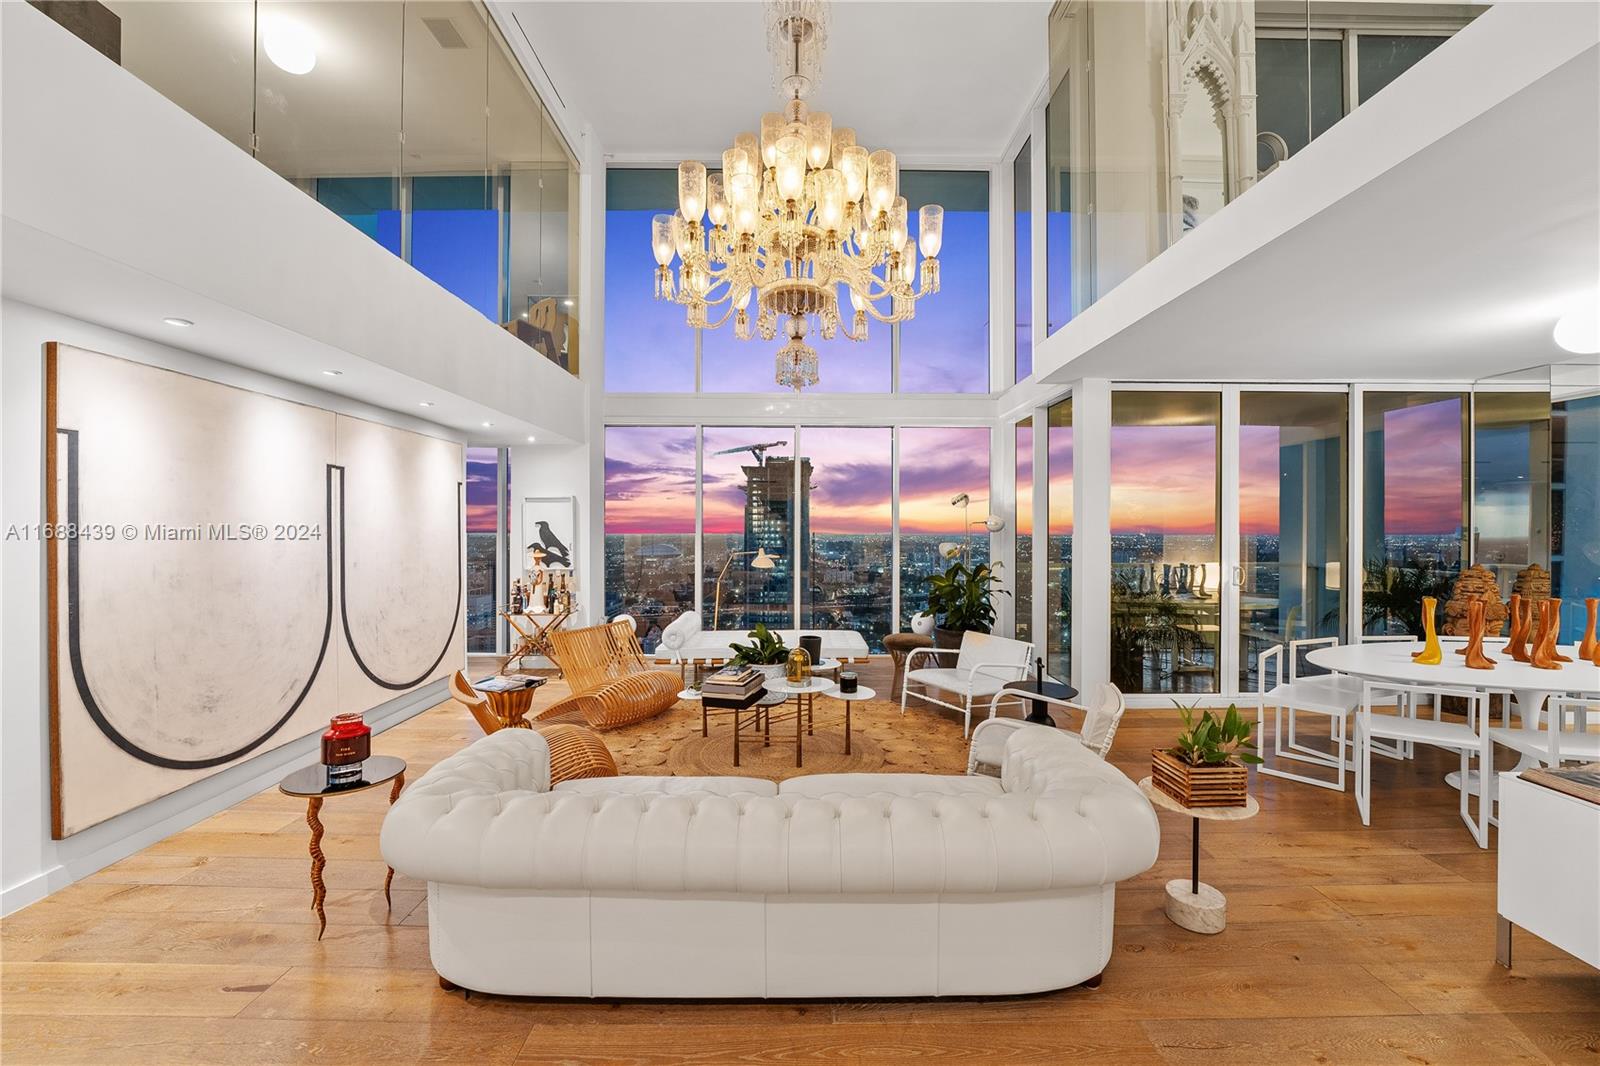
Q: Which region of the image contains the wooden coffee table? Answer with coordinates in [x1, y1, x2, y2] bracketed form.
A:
[475, 675, 548, 729]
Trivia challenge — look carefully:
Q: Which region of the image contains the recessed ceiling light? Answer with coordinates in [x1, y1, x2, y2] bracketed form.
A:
[1554, 298, 1600, 354]
[262, 19, 317, 76]
[419, 401, 435, 408]
[526, 435, 537, 443]
[481, 421, 493, 428]
[162, 317, 193, 328]
[322, 369, 343, 376]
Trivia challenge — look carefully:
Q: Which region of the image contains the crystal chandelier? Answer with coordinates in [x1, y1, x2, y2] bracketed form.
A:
[652, 0, 944, 391]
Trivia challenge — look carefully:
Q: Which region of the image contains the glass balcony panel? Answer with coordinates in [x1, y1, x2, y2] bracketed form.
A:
[105, 1, 256, 153]
[256, 1, 404, 246]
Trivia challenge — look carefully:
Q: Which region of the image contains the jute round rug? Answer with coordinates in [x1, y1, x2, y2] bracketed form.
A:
[598, 696, 973, 784]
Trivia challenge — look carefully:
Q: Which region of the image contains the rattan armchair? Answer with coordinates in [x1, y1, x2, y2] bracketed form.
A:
[535, 619, 682, 730]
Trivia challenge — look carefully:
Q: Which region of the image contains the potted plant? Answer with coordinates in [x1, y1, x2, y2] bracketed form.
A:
[1151, 702, 1262, 808]
[925, 561, 1008, 650]
[727, 623, 790, 679]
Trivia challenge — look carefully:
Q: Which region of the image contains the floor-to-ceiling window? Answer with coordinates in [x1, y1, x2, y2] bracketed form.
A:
[604, 426, 697, 652]
[1361, 392, 1468, 635]
[1013, 141, 1033, 382]
[898, 427, 992, 629]
[900, 171, 991, 393]
[1015, 419, 1034, 645]
[605, 170, 696, 392]
[1046, 400, 1073, 680]
[1110, 392, 1221, 694]
[801, 427, 893, 651]
[1553, 390, 1600, 637]
[1045, 73, 1073, 335]
[1473, 389, 1551, 600]
[1239, 392, 1347, 688]
[702, 429, 795, 633]
[465, 446, 506, 654]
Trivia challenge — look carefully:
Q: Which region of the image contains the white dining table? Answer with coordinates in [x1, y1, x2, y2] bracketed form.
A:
[1306, 639, 1600, 792]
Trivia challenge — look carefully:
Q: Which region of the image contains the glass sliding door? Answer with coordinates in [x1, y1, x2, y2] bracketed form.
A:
[1015, 419, 1034, 645]
[604, 426, 697, 651]
[1046, 400, 1073, 680]
[1110, 392, 1221, 694]
[800, 427, 892, 651]
[1361, 393, 1468, 635]
[702, 429, 795, 633]
[1238, 392, 1347, 689]
[898, 427, 992, 629]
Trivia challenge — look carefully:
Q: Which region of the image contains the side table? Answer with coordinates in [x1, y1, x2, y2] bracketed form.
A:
[884, 633, 932, 693]
[821, 684, 874, 756]
[1137, 777, 1259, 934]
[279, 755, 407, 940]
[476, 675, 548, 729]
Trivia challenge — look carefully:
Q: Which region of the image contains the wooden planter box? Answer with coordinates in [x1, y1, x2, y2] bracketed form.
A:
[1151, 748, 1248, 809]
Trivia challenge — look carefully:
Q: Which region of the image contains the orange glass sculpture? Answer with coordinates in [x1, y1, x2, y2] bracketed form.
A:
[1412, 596, 1443, 665]
[1579, 597, 1599, 662]
[1530, 599, 1565, 670]
[1505, 594, 1531, 663]
[1462, 600, 1496, 670]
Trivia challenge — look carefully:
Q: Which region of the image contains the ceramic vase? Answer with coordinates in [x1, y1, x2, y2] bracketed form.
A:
[1462, 600, 1496, 670]
[1578, 597, 1599, 662]
[1412, 596, 1443, 665]
[1506, 594, 1532, 663]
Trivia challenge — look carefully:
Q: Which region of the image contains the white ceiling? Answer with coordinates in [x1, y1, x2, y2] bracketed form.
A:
[504, 0, 1049, 162]
[1043, 42, 1600, 384]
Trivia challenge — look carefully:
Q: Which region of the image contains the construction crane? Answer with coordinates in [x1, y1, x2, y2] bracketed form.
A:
[710, 440, 788, 465]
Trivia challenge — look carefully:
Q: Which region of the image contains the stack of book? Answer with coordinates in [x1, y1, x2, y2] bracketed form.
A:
[701, 665, 764, 700]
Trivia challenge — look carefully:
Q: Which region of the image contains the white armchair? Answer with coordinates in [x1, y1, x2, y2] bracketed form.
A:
[968, 682, 1126, 774]
[900, 631, 1033, 737]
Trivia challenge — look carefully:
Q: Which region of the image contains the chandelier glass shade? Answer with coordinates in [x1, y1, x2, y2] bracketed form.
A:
[653, 1, 944, 391]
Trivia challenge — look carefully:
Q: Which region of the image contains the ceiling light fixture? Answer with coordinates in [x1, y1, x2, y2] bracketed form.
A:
[1553, 294, 1600, 354]
[263, 19, 318, 76]
[656, 0, 943, 392]
[482, 421, 494, 428]
[526, 435, 537, 443]
[419, 401, 435, 408]
[322, 369, 343, 376]
[162, 317, 193, 328]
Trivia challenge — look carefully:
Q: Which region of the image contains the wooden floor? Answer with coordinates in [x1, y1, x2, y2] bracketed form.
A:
[4, 658, 1596, 1065]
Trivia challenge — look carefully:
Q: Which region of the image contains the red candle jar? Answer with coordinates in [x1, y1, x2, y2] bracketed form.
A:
[321, 713, 371, 767]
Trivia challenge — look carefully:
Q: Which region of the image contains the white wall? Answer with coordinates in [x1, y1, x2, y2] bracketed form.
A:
[0, 300, 463, 915]
[507, 440, 600, 638]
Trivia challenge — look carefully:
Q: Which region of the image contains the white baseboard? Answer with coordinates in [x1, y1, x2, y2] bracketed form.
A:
[1, 680, 445, 917]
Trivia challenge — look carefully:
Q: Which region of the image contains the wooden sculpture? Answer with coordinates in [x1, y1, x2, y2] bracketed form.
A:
[1412, 596, 1443, 664]
[1462, 600, 1496, 670]
[1505, 594, 1532, 662]
[1442, 565, 1506, 639]
[1511, 562, 1552, 604]
[1578, 597, 1599, 662]
[1529, 599, 1568, 669]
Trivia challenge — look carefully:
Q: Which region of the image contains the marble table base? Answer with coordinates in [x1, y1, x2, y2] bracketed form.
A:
[1164, 879, 1227, 934]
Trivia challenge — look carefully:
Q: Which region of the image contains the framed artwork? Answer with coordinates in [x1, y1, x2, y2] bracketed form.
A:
[521, 496, 577, 575]
[45, 342, 464, 837]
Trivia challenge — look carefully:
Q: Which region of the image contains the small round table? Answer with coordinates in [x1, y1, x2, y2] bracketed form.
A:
[821, 683, 874, 755]
[766, 677, 834, 768]
[477, 677, 548, 730]
[279, 755, 407, 940]
[1137, 777, 1259, 934]
[1002, 677, 1079, 727]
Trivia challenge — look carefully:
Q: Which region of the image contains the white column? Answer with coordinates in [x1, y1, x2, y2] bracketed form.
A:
[1071, 378, 1112, 694]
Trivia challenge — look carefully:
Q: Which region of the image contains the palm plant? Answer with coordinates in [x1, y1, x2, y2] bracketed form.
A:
[1361, 559, 1453, 635]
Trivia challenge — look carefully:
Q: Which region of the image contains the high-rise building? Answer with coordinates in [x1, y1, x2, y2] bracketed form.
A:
[737, 456, 812, 616]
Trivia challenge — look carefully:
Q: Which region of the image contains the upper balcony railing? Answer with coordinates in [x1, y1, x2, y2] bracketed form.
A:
[41, 0, 580, 376]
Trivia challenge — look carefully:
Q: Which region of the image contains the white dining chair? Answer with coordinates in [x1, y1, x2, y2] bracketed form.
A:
[1354, 680, 1491, 848]
[1487, 695, 1600, 815]
[1255, 639, 1368, 791]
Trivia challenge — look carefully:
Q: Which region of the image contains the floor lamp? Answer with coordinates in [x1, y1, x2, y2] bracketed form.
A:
[713, 547, 777, 629]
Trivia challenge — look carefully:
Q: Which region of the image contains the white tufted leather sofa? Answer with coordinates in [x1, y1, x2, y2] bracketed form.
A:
[381, 727, 1160, 998]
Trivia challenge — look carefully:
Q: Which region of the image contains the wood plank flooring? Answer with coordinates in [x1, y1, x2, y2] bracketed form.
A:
[4, 658, 1596, 1065]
